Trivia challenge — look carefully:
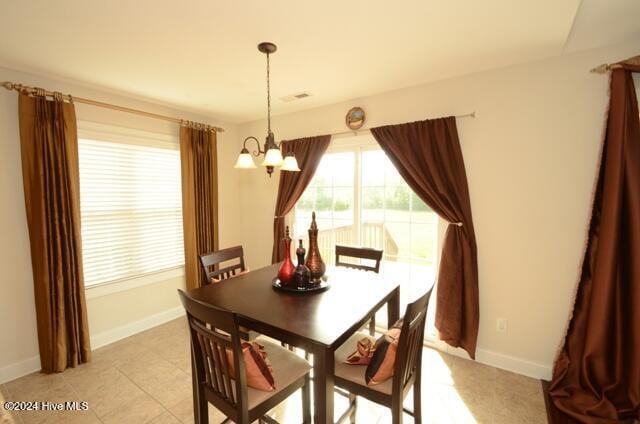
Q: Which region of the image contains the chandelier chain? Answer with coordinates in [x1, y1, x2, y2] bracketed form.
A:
[266, 52, 271, 134]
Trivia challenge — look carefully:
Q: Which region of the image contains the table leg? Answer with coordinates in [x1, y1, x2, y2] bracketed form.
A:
[388, 286, 400, 325]
[313, 347, 334, 424]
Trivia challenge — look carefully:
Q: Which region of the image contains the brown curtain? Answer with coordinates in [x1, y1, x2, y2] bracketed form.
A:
[549, 60, 640, 423]
[272, 135, 331, 263]
[18, 93, 91, 373]
[180, 126, 219, 290]
[370, 117, 479, 358]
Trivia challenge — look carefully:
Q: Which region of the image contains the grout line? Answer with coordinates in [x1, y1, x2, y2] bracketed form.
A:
[111, 364, 172, 424]
[62, 375, 105, 423]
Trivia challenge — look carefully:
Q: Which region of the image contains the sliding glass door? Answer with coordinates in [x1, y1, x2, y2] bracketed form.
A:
[291, 135, 439, 337]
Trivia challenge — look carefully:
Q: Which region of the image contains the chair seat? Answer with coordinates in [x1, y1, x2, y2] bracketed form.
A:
[334, 332, 393, 395]
[242, 336, 312, 410]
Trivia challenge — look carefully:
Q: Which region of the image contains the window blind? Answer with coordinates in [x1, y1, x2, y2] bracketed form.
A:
[78, 137, 184, 287]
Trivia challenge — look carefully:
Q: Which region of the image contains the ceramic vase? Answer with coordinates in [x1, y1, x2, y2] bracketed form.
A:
[305, 211, 326, 283]
[294, 239, 311, 289]
[277, 226, 295, 285]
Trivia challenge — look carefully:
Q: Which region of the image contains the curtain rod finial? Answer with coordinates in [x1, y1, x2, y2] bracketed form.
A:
[591, 64, 610, 74]
[2, 81, 14, 91]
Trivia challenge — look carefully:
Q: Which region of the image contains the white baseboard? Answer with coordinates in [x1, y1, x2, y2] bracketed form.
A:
[0, 306, 185, 385]
[475, 348, 552, 380]
[433, 342, 553, 380]
[0, 355, 41, 385]
[90, 306, 185, 349]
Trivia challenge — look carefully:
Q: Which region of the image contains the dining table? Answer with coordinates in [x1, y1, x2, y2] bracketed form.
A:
[187, 262, 400, 424]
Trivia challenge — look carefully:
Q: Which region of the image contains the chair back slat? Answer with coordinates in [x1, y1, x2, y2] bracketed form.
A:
[199, 246, 246, 285]
[215, 340, 235, 403]
[393, 288, 433, 392]
[178, 290, 247, 410]
[335, 245, 383, 273]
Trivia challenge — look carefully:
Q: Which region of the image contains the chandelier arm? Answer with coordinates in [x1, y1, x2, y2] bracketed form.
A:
[243, 136, 264, 156]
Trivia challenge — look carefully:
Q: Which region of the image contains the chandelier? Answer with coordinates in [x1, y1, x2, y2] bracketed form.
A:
[234, 42, 300, 177]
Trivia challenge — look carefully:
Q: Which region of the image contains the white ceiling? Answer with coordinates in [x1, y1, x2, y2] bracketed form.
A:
[0, 0, 638, 123]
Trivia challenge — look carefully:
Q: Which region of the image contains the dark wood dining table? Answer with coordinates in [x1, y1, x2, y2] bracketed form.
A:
[187, 263, 400, 424]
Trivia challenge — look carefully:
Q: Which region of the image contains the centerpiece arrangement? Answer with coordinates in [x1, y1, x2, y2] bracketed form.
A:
[274, 212, 329, 293]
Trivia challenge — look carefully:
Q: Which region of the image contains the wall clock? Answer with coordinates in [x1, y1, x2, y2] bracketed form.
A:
[345, 107, 365, 130]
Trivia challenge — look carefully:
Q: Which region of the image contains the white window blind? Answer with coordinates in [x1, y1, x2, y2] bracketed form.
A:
[78, 136, 184, 287]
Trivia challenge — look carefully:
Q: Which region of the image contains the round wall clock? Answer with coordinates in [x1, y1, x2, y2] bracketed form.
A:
[345, 107, 365, 130]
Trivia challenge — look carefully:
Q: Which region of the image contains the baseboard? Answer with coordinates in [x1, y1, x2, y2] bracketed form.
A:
[440, 344, 553, 380]
[90, 306, 185, 349]
[0, 306, 185, 385]
[0, 356, 41, 385]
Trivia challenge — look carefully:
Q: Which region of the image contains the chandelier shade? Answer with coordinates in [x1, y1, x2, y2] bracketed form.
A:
[280, 153, 301, 171]
[262, 147, 284, 167]
[234, 148, 257, 169]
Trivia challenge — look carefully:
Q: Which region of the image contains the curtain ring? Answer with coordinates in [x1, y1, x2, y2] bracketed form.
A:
[35, 87, 46, 97]
[53, 92, 63, 102]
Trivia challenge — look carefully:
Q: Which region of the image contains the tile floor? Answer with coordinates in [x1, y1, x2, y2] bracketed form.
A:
[0, 317, 547, 423]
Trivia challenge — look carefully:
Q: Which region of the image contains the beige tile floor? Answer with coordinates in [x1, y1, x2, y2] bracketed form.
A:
[0, 317, 547, 424]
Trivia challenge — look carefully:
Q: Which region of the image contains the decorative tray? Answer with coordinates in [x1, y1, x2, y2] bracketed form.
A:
[272, 276, 330, 294]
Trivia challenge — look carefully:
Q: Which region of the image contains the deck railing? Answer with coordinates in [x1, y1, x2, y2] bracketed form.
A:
[297, 221, 399, 265]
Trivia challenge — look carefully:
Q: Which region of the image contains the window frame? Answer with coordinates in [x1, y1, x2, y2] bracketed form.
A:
[77, 121, 185, 298]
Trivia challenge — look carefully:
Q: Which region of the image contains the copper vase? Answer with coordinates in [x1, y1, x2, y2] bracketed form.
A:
[277, 226, 295, 285]
[305, 212, 326, 283]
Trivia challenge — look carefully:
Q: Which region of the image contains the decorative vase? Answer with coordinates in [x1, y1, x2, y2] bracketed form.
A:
[277, 226, 295, 285]
[294, 239, 311, 289]
[305, 211, 326, 283]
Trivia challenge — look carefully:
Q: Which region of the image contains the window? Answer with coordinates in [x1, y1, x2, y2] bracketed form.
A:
[78, 126, 184, 287]
[292, 136, 439, 329]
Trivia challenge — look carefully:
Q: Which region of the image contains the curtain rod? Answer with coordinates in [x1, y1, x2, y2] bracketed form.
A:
[329, 111, 475, 138]
[1, 81, 225, 133]
[590, 63, 623, 74]
[590, 55, 640, 74]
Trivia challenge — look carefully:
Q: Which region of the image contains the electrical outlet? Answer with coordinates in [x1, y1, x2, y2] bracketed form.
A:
[497, 318, 508, 333]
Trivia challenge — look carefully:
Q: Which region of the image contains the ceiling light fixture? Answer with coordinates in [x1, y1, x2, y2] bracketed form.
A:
[234, 42, 300, 177]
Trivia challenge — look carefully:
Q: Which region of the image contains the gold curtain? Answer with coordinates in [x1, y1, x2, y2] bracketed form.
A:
[180, 126, 219, 290]
[18, 93, 91, 373]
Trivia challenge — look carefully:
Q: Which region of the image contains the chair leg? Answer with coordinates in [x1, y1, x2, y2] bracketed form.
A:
[369, 316, 376, 336]
[302, 374, 311, 424]
[196, 390, 209, 424]
[348, 393, 357, 424]
[413, 379, 422, 424]
[391, 405, 403, 424]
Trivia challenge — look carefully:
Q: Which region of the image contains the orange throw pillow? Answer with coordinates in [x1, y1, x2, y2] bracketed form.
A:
[365, 320, 403, 385]
[226, 341, 275, 391]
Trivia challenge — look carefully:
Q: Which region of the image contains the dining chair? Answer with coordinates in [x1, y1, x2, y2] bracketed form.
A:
[333, 288, 433, 424]
[335, 245, 384, 335]
[199, 245, 256, 339]
[178, 289, 312, 424]
[199, 245, 247, 285]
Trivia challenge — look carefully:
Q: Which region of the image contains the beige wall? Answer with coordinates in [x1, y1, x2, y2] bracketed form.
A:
[237, 40, 640, 376]
[0, 66, 243, 380]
